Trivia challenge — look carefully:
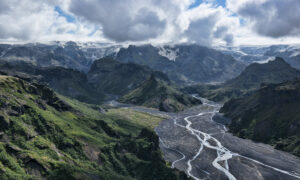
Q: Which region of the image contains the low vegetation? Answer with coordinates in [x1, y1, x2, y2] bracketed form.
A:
[0, 75, 189, 180]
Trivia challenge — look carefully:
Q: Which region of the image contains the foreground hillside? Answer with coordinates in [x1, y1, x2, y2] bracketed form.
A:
[220, 79, 300, 157]
[0, 76, 189, 179]
[184, 57, 300, 102]
[119, 75, 201, 112]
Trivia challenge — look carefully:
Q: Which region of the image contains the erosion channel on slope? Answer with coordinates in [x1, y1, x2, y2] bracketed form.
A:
[109, 99, 300, 180]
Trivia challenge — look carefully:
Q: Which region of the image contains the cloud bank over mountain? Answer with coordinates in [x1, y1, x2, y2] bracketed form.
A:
[227, 0, 300, 38]
[0, 0, 299, 46]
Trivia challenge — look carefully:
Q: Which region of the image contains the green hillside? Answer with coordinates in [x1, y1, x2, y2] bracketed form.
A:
[0, 75, 189, 180]
[220, 79, 300, 157]
[119, 75, 202, 112]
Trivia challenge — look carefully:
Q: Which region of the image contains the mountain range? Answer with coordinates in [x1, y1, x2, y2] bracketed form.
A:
[116, 44, 245, 84]
[0, 41, 120, 72]
[221, 44, 300, 69]
[1, 41, 300, 179]
[0, 42, 250, 86]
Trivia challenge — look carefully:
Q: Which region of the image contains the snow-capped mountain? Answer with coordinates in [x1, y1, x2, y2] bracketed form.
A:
[115, 44, 246, 84]
[0, 41, 121, 72]
[219, 44, 300, 69]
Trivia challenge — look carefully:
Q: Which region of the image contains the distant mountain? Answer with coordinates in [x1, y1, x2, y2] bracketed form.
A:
[87, 57, 170, 95]
[0, 41, 120, 72]
[225, 57, 300, 89]
[0, 61, 105, 104]
[119, 75, 202, 112]
[0, 57, 171, 103]
[115, 44, 245, 84]
[264, 45, 300, 69]
[0, 75, 188, 179]
[220, 44, 300, 69]
[184, 57, 300, 102]
[220, 79, 300, 157]
[0, 42, 247, 84]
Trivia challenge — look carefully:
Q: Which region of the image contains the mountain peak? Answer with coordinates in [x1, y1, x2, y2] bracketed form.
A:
[274, 56, 285, 62]
[270, 56, 290, 65]
[149, 73, 157, 82]
[119, 75, 201, 112]
[245, 57, 294, 72]
[225, 57, 300, 90]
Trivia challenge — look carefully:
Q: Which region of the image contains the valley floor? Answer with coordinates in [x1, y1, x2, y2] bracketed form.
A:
[111, 99, 300, 180]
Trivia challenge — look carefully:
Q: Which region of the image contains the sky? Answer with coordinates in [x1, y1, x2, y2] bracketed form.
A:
[0, 0, 299, 46]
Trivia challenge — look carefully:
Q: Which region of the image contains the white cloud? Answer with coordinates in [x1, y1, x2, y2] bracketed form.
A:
[227, 0, 300, 38]
[0, 0, 299, 46]
[0, 0, 106, 43]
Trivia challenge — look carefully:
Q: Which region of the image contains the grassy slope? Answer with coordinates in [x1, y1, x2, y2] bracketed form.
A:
[220, 80, 300, 157]
[119, 75, 202, 112]
[0, 75, 189, 180]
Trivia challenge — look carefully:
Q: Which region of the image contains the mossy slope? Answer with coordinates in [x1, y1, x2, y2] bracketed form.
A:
[0, 75, 189, 180]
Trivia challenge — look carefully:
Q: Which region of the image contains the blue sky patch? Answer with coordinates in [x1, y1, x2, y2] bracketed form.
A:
[55, 6, 75, 23]
[88, 29, 98, 37]
[188, 0, 203, 9]
[188, 0, 226, 9]
[216, 0, 226, 8]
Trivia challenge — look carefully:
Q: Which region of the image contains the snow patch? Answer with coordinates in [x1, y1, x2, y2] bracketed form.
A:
[290, 51, 300, 57]
[254, 57, 275, 64]
[158, 46, 179, 61]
